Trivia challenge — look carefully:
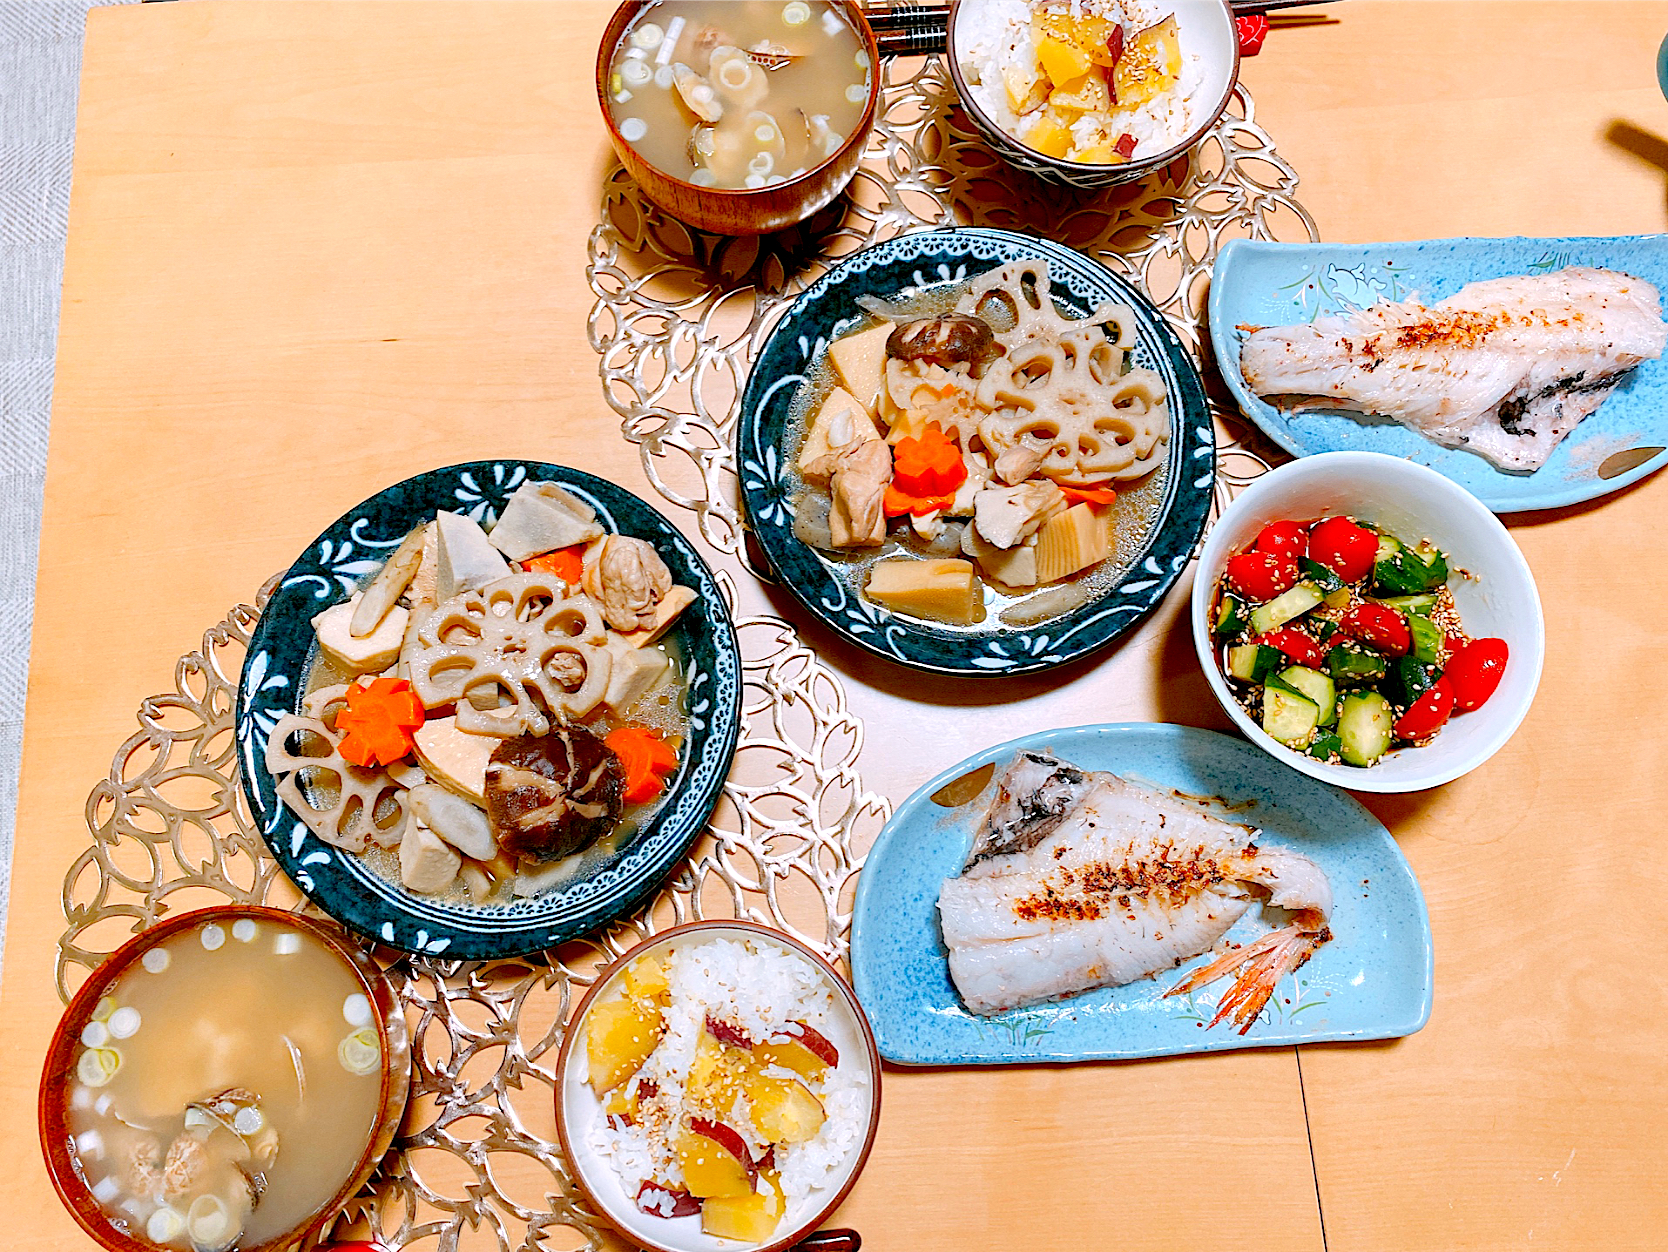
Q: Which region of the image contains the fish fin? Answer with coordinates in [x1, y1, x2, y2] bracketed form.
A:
[1166, 917, 1331, 1035]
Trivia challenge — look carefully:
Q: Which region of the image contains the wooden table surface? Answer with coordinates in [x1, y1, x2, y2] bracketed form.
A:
[5, 2, 1668, 1249]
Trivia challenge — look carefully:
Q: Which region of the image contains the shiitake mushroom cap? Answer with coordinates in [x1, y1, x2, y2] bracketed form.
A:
[885, 314, 1003, 373]
[485, 727, 624, 862]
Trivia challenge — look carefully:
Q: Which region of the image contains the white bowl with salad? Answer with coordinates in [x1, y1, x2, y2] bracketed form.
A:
[1191, 451, 1544, 793]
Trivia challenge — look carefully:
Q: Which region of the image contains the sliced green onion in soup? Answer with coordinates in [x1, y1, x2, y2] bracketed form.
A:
[77, 1047, 122, 1087]
[338, 1028, 380, 1076]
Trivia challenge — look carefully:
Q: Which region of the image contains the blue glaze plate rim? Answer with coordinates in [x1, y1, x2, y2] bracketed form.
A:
[1209, 235, 1668, 513]
[236, 461, 743, 960]
[850, 723, 1433, 1065]
[737, 226, 1215, 677]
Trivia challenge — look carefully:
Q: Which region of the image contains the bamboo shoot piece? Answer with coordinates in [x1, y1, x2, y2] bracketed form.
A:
[1033, 502, 1111, 584]
[615, 585, 696, 648]
[826, 323, 892, 417]
[350, 526, 428, 638]
[798, 386, 882, 478]
[865, 558, 984, 624]
[312, 595, 408, 675]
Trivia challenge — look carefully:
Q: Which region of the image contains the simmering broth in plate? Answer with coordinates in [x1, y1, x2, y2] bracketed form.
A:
[61, 918, 383, 1251]
[604, 0, 870, 189]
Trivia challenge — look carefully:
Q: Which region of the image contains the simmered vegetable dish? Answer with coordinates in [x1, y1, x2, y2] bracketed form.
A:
[1212, 515, 1509, 767]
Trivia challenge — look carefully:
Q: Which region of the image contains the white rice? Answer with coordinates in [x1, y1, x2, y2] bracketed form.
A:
[584, 936, 865, 1219]
[954, 0, 1205, 162]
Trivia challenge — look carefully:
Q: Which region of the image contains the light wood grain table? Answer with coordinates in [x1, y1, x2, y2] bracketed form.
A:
[5, 3, 1667, 1249]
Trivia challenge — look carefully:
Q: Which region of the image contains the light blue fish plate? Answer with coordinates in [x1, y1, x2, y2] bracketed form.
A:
[850, 723, 1433, 1065]
[737, 227, 1214, 677]
[237, 462, 742, 960]
[1209, 235, 1668, 512]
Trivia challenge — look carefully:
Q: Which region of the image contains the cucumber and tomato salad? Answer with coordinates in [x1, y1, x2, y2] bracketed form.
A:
[1213, 515, 1508, 768]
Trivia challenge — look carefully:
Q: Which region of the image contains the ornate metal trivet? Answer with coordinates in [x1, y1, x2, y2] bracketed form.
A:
[61, 53, 1315, 1252]
[60, 574, 886, 1251]
[588, 56, 1316, 554]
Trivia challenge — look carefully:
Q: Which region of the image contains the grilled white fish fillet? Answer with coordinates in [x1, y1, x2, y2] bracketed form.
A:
[1239, 267, 1668, 472]
[938, 752, 1331, 1030]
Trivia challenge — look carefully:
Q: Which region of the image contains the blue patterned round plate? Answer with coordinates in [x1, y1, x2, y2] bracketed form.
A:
[850, 723, 1433, 1065]
[737, 227, 1214, 676]
[237, 462, 742, 959]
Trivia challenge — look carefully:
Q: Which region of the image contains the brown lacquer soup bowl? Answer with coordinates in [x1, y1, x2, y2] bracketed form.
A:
[39, 906, 410, 1252]
[596, 1, 881, 236]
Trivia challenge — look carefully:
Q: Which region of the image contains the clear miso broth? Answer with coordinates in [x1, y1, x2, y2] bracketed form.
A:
[605, 0, 871, 189]
[63, 918, 384, 1251]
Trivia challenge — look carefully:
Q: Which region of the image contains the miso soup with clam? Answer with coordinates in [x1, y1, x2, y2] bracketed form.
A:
[55, 917, 391, 1251]
[604, 1, 871, 189]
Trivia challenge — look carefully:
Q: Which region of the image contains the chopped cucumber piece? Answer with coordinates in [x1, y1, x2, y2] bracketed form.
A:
[1338, 691, 1394, 766]
[1323, 586, 1353, 610]
[1308, 731, 1343, 761]
[1279, 666, 1337, 726]
[1325, 642, 1387, 685]
[1248, 581, 1324, 635]
[1226, 644, 1260, 681]
[1407, 615, 1444, 665]
[1301, 558, 1344, 594]
[1377, 593, 1438, 616]
[1413, 540, 1449, 586]
[1265, 673, 1304, 697]
[1373, 541, 1450, 597]
[1262, 686, 1320, 747]
[1313, 619, 1339, 646]
[1374, 533, 1404, 563]
[1226, 643, 1285, 683]
[1384, 655, 1440, 707]
[1214, 593, 1247, 636]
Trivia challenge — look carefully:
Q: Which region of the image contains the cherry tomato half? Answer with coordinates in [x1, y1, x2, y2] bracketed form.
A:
[1338, 602, 1411, 656]
[1394, 676, 1454, 741]
[1253, 519, 1308, 562]
[1251, 628, 1325, 669]
[1444, 637, 1508, 711]
[1307, 516, 1378, 583]
[1225, 551, 1299, 603]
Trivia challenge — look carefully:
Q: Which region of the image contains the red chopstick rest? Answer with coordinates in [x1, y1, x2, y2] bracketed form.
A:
[1237, 13, 1270, 55]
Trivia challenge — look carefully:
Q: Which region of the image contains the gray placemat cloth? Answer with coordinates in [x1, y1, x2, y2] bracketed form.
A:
[1, 0, 137, 981]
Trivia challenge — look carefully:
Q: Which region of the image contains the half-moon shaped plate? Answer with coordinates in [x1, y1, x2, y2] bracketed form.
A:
[851, 723, 1433, 1065]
